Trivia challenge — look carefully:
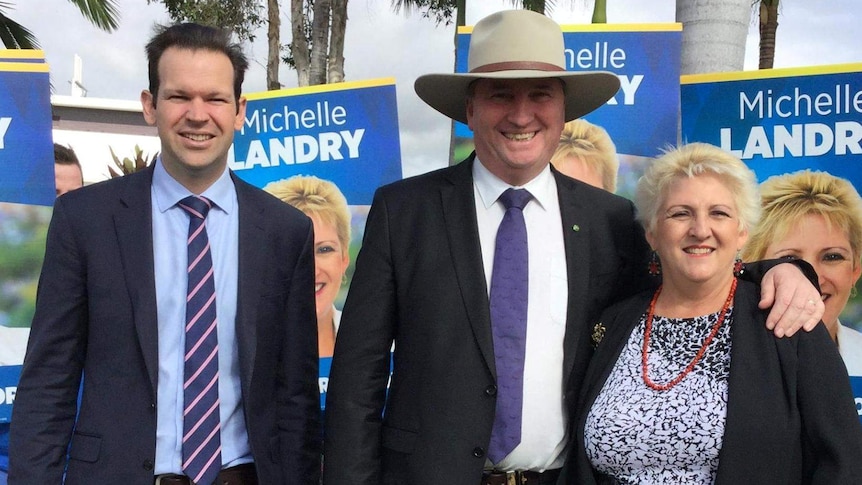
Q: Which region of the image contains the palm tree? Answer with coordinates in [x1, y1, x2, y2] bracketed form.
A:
[0, 0, 120, 49]
[758, 0, 779, 69]
[514, 0, 606, 22]
[676, 0, 749, 75]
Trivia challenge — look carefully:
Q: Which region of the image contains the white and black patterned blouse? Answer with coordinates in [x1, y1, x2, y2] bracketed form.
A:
[584, 309, 734, 484]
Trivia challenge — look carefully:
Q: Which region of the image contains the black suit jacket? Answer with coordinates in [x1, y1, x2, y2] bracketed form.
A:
[570, 280, 862, 484]
[323, 157, 652, 485]
[8, 166, 321, 484]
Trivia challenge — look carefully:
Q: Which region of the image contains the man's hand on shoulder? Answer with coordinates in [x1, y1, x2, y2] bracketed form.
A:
[759, 263, 824, 337]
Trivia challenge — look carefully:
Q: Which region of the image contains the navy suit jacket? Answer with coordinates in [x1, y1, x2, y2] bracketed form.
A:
[323, 156, 652, 485]
[8, 166, 321, 484]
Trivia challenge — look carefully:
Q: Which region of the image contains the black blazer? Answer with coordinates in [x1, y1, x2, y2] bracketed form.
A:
[8, 166, 321, 484]
[323, 156, 652, 485]
[570, 279, 862, 484]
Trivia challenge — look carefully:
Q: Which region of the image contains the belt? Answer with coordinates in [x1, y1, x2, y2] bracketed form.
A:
[155, 463, 258, 485]
[481, 468, 561, 485]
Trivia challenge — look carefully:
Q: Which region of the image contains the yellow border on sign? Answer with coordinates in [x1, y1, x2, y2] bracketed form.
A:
[681, 63, 862, 85]
[458, 22, 681, 34]
[0, 49, 46, 60]
[245, 77, 396, 101]
[0, 61, 50, 73]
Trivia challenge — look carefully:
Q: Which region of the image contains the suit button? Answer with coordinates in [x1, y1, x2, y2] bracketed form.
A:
[472, 447, 485, 458]
[484, 385, 497, 397]
[143, 459, 154, 471]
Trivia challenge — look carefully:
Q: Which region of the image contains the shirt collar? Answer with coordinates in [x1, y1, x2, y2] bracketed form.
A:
[152, 158, 236, 214]
[473, 157, 555, 211]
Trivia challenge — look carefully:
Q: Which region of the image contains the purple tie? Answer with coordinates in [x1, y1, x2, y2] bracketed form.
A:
[178, 195, 221, 485]
[488, 188, 532, 463]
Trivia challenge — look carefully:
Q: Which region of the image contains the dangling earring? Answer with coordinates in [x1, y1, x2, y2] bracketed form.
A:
[733, 251, 744, 277]
[648, 251, 661, 276]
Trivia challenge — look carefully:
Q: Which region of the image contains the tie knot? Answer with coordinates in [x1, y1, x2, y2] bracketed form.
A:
[499, 188, 532, 211]
[179, 195, 213, 220]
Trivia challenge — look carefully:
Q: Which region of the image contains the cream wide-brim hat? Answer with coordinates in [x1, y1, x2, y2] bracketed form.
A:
[414, 9, 621, 125]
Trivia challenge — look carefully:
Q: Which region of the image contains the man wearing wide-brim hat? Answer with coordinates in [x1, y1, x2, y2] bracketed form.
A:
[324, 9, 824, 485]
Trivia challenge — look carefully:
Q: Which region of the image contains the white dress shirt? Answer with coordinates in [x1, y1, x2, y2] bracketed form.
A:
[473, 159, 568, 471]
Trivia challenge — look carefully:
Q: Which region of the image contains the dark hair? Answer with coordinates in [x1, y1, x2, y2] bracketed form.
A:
[54, 143, 81, 168]
[145, 23, 249, 106]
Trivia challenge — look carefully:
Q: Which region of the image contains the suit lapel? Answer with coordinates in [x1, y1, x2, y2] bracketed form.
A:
[234, 175, 264, 397]
[115, 168, 159, 394]
[440, 158, 497, 375]
[555, 171, 593, 383]
[580, 294, 648, 416]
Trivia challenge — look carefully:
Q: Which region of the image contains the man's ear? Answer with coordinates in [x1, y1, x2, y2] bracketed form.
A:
[141, 90, 156, 126]
[234, 96, 247, 130]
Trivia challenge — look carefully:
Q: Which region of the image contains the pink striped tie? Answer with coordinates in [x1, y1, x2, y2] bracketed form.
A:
[178, 195, 221, 485]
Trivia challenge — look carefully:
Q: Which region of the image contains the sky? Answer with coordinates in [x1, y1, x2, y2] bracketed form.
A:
[12, 0, 862, 178]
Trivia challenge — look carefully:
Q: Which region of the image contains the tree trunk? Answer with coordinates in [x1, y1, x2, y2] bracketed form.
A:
[591, 0, 607, 23]
[266, 0, 281, 90]
[309, 0, 332, 85]
[328, 0, 347, 83]
[291, 0, 310, 86]
[759, 0, 779, 69]
[676, 0, 749, 75]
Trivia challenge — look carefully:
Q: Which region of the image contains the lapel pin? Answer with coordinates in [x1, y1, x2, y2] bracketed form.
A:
[591, 322, 605, 348]
[572, 224, 580, 232]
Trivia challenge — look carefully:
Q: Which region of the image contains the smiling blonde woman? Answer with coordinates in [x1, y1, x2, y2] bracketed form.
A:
[743, 169, 862, 376]
[265, 175, 351, 358]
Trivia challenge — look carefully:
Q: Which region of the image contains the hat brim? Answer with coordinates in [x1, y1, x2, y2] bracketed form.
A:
[414, 70, 621, 125]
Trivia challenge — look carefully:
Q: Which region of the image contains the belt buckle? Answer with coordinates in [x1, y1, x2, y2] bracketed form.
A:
[505, 471, 526, 485]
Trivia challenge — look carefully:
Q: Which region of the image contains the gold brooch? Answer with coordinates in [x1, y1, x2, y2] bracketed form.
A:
[591, 323, 606, 348]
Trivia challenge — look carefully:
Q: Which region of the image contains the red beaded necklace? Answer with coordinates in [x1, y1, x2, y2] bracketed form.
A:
[641, 277, 738, 391]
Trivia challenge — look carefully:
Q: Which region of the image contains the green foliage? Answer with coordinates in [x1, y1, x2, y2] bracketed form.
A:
[391, 0, 458, 26]
[69, 0, 120, 31]
[0, 0, 119, 49]
[0, 2, 38, 48]
[108, 145, 158, 178]
[149, 0, 264, 42]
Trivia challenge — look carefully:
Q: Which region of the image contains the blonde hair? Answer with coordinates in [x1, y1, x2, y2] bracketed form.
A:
[743, 170, 862, 267]
[635, 143, 760, 236]
[264, 176, 351, 251]
[551, 119, 619, 192]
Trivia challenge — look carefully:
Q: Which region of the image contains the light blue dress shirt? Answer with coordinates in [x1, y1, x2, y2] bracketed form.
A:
[151, 160, 251, 474]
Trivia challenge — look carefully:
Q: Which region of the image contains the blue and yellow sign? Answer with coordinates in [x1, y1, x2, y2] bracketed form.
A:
[0, 51, 54, 207]
[681, 64, 862, 188]
[230, 78, 402, 205]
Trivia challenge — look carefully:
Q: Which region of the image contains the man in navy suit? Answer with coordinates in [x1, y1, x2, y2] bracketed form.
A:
[8, 23, 320, 484]
[323, 10, 825, 485]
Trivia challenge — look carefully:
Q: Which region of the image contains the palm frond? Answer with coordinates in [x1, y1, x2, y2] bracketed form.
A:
[68, 0, 120, 32]
[0, 11, 39, 49]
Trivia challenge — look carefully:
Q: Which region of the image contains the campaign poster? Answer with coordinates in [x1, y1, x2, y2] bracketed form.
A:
[0, 203, 49, 424]
[681, 64, 862, 333]
[682, 65, 862, 423]
[0, 52, 52, 430]
[230, 78, 402, 206]
[454, 23, 681, 199]
[0, 56, 54, 207]
[681, 63, 862, 188]
[231, 79, 403, 413]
